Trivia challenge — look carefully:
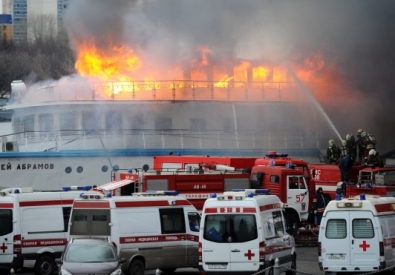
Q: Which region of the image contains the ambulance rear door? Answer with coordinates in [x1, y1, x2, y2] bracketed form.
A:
[0, 198, 14, 265]
[228, 200, 259, 272]
[322, 210, 379, 269]
[349, 211, 379, 267]
[201, 200, 232, 272]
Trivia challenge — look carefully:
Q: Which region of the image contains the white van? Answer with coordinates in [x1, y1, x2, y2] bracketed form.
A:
[318, 194, 395, 273]
[198, 189, 296, 274]
[0, 186, 90, 275]
[68, 190, 201, 275]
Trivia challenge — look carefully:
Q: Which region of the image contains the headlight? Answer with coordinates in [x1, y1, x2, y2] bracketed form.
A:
[110, 267, 122, 275]
[60, 268, 72, 275]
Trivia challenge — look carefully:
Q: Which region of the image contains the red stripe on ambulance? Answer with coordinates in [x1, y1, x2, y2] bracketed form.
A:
[0, 203, 13, 209]
[115, 200, 191, 208]
[120, 234, 198, 244]
[19, 200, 74, 207]
[260, 203, 282, 212]
[203, 207, 256, 213]
[22, 238, 67, 247]
[374, 203, 395, 213]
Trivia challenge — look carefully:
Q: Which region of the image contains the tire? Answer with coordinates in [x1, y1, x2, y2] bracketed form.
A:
[34, 255, 54, 275]
[160, 268, 177, 274]
[129, 259, 145, 275]
[286, 254, 297, 275]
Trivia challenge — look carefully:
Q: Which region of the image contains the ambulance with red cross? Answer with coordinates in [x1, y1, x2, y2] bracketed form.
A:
[318, 194, 395, 273]
[0, 186, 91, 275]
[198, 189, 296, 275]
[68, 190, 201, 275]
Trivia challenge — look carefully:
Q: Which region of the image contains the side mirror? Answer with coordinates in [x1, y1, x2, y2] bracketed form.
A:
[55, 258, 62, 264]
[119, 258, 127, 264]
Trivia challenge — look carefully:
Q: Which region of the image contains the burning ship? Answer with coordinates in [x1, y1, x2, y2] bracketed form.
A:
[0, 27, 344, 190]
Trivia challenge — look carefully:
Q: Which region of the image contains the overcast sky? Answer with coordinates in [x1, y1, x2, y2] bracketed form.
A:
[63, 0, 395, 152]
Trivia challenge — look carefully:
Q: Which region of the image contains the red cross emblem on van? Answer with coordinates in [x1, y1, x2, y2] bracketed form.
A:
[244, 249, 255, 260]
[1, 243, 7, 253]
[359, 240, 370, 251]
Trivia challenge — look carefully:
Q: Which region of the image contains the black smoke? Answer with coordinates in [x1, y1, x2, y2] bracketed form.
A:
[63, 0, 395, 152]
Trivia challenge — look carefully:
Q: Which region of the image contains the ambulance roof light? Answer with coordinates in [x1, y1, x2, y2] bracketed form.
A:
[106, 193, 112, 198]
[255, 189, 270, 195]
[164, 190, 180, 196]
[247, 192, 254, 197]
[63, 185, 92, 191]
[211, 193, 217, 198]
[14, 189, 20, 194]
[360, 194, 366, 200]
[335, 194, 342, 200]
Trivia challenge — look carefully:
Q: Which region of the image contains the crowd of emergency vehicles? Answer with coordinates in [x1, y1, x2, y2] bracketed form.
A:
[1, 151, 395, 275]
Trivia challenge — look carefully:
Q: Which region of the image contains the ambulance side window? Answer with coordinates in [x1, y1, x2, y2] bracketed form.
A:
[353, 219, 374, 238]
[380, 217, 389, 238]
[325, 219, 346, 239]
[160, 208, 186, 234]
[0, 210, 12, 236]
[63, 207, 71, 232]
[385, 217, 395, 237]
[262, 211, 284, 238]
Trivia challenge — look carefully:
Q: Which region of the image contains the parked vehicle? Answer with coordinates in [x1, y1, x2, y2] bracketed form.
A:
[68, 190, 201, 275]
[55, 237, 126, 275]
[198, 189, 296, 274]
[318, 194, 395, 273]
[0, 186, 91, 275]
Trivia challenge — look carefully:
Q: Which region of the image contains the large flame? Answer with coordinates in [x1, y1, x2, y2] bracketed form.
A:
[74, 40, 333, 100]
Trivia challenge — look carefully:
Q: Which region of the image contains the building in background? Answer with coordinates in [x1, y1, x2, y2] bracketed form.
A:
[0, 14, 12, 42]
[12, 0, 72, 43]
[2, 0, 12, 14]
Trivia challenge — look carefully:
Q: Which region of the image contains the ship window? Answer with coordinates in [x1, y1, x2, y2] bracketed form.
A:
[190, 119, 206, 132]
[112, 165, 119, 172]
[23, 115, 34, 138]
[102, 165, 108, 172]
[77, 166, 83, 173]
[65, 167, 72, 174]
[131, 114, 144, 129]
[105, 111, 122, 131]
[82, 111, 101, 130]
[155, 117, 172, 130]
[59, 112, 77, 133]
[39, 114, 53, 133]
[224, 118, 234, 133]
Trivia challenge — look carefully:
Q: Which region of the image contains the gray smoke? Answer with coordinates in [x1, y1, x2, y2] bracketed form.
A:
[63, 0, 395, 152]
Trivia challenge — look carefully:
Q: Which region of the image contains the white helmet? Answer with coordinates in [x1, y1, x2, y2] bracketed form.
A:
[342, 140, 347, 146]
[328, 139, 335, 146]
[361, 132, 367, 137]
[369, 149, 376, 156]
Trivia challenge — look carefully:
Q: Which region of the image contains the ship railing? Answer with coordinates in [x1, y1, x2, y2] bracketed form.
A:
[1, 128, 326, 153]
[19, 80, 329, 103]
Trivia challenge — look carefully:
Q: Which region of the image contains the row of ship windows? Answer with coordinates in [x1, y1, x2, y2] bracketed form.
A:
[64, 165, 120, 174]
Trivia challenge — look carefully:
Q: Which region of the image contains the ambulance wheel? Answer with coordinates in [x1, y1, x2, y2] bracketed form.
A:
[285, 254, 296, 275]
[34, 255, 54, 275]
[129, 259, 145, 275]
[161, 268, 176, 273]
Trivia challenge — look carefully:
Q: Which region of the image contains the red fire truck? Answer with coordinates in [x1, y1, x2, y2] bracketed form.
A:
[100, 152, 393, 229]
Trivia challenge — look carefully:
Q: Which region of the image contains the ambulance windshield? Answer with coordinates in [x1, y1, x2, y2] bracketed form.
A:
[203, 214, 257, 243]
[0, 209, 12, 236]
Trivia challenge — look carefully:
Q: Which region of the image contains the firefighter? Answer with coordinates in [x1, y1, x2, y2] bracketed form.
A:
[356, 130, 370, 164]
[340, 139, 348, 158]
[363, 144, 376, 164]
[312, 187, 328, 225]
[338, 153, 355, 182]
[327, 139, 341, 164]
[345, 133, 357, 155]
[366, 149, 384, 168]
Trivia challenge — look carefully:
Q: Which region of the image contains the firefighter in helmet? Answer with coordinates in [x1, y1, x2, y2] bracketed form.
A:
[366, 149, 384, 168]
[327, 139, 341, 164]
[345, 133, 357, 156]
[340, 139, 348, 158]
[312, 187, 329, 225]
[356, 129, 369, 163]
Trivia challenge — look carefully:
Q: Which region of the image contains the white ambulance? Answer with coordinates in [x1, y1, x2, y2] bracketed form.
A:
[198, 189, 296, 275]
[0, 186, 91, 275]
[68, 190, 201, 275]
[318, 194, 395, 273]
